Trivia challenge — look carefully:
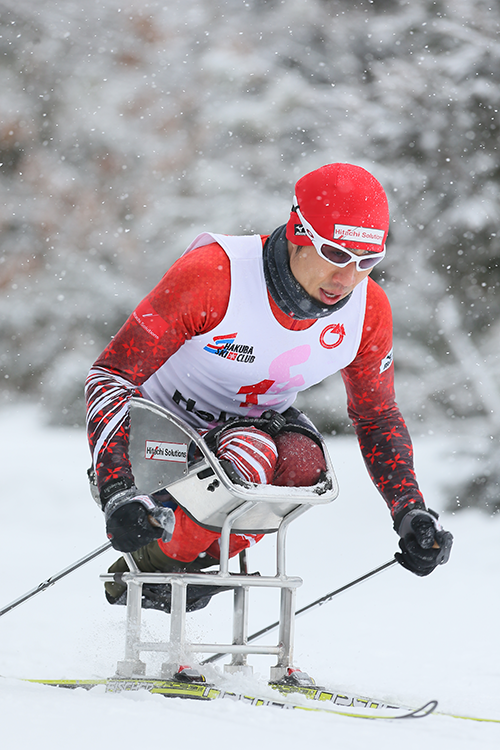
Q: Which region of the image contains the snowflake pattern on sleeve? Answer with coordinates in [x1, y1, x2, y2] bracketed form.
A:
[85, 367, 141, 493]
[341, 279, 425, 523]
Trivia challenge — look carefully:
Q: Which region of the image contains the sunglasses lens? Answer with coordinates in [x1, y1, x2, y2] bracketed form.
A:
[319, 243, 385, 269]
[358, 255, 383, 269]
[320, 245, 352, 265]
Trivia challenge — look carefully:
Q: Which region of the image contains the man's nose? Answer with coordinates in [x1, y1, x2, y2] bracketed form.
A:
[332, 261, 356, 285]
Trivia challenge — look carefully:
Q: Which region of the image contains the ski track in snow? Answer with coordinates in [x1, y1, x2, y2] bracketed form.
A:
[1, 404, 499, 749]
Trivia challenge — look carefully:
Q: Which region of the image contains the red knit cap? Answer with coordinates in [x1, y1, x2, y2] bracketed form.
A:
[286, 163, 389, 254]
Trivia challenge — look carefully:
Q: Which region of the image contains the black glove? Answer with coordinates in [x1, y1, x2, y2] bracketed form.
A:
[395, 507, 453, 577]
[104, 487, 175, 553]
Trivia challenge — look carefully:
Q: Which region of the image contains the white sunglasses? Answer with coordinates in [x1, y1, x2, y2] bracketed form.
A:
[294, 204, 386, 271]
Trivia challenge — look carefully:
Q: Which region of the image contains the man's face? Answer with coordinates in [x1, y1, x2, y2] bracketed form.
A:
[288, 241, 373, 307]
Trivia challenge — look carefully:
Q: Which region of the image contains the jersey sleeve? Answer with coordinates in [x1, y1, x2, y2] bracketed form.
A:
[341, 278, 425, 525]
[85, 243, 231, 499]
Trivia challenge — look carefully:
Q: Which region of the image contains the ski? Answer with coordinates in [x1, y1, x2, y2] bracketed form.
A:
[22, 676, 437, 720]
[14, 675, 500, 723]
[269, 680, 405, 710]
[270, 681, 500, 724]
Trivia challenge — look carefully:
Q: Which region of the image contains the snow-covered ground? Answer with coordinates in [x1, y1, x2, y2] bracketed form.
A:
[1, 405, 499, 748]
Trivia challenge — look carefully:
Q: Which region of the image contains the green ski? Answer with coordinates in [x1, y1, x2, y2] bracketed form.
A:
[23, 676, 437, 720]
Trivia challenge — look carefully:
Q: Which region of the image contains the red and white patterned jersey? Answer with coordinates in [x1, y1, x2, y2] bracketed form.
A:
[86, 235, 425, 523]
[141, 232, 368, 427]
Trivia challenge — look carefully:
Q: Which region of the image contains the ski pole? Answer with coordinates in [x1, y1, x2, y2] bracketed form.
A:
[201, 557, 397, 665]
[0, 541, 113, 618]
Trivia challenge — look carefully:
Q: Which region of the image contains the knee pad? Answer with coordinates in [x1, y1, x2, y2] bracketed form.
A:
[216, 425, 278, 484]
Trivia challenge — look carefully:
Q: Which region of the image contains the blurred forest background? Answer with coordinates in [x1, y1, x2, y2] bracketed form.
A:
[1, 0, 499, 511]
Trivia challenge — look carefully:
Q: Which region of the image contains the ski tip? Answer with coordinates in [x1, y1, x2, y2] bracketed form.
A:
[401, 700, 438, 719]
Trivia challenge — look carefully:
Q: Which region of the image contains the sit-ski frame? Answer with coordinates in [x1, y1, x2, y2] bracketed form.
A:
[100, 398, 338, 681]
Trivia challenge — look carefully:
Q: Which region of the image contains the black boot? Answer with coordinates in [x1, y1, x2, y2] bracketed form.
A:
[106, 580, 233, 612]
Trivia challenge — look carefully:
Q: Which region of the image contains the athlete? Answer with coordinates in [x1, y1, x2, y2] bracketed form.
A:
[86, 163, 453, 611]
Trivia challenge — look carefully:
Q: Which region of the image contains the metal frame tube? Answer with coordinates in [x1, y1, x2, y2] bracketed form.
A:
[169, 580, 187, 656]
[101, 571, 302, 589]
[230, 586, 250, 668]
[124, 580, 143, 663]
[218, 501, 256, 574]
[276, 586, 296, 670]
[276, 505, 311, 576]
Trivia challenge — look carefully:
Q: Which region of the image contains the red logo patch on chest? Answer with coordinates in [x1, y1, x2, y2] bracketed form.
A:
[319, 323, 346, 349]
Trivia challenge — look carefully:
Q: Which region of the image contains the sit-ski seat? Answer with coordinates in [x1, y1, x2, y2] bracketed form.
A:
[100, 397, 339, 681]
